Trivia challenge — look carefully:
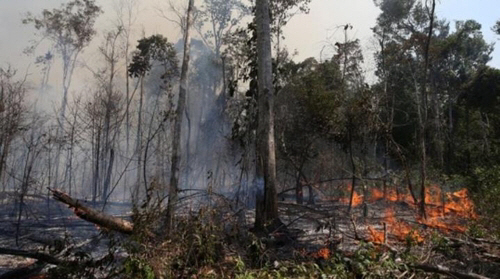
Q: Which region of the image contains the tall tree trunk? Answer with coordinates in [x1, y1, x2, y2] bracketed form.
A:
[254, 0, 279, 231]
[164, 0, 194, 235]
[133, 77, 144, 202]
[54, 51, 80, 191]
[419, 0, 436, 219]
[92, 129, 101, 206]
[102, 148, 114, 203]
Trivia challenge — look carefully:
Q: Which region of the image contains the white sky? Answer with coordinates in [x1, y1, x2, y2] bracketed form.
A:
[0, 0, 499, 90]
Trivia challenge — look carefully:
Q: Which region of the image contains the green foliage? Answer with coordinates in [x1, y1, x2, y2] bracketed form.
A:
[128, 35, 179, 82]
[23, 0, 102, 52]
[430, 232, 454, 257]
[124, 257, 155, 279]
[465, 66, 500, 113]
[493, 20, 500, 36]
[467, 223, 486, 238]
[347, 243, 401, 278]
[469, 166, 500, 236]
[47, 247, 116, 279]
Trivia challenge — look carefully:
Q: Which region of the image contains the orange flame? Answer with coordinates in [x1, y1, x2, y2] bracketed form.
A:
[368, 226, 384, 243]
[444, 189, 477, 219]
[384, 208, 424, 243]
[365, 184, 477, 243]
[311, 247, 331, 259]
[340, 183, 363, 206]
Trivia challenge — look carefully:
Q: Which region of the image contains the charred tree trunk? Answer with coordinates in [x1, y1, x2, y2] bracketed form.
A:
[164, 0, 194, 235]
[254, 0, 279, 231]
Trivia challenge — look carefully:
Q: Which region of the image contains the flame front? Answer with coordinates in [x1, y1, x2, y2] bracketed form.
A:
[385, 208, 423, 243]
[363, 185, 476, 243]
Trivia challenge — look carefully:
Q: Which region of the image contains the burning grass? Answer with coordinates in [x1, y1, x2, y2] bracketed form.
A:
[335, 183, 478, 244]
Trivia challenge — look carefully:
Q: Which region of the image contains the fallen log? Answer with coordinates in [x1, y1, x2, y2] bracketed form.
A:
[48, 188, 133, 235]
[411, 264, 490, 279]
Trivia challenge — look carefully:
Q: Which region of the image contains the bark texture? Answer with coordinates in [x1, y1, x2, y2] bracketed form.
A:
[254, 0, 279, 230]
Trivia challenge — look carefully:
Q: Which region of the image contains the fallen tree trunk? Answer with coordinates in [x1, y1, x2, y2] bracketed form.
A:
[48, 188, 133, 235]
[411, 264, 490, 279]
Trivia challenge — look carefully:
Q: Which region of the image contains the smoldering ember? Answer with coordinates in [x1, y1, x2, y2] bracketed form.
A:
[1, 0, 500, 278]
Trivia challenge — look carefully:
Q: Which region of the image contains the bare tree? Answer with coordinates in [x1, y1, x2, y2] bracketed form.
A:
[0, 67, 27, 189]
[114, 0, 140, 195]
[15, 120, 46, 246]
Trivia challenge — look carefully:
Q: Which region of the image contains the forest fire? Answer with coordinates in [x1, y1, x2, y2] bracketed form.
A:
[312, 247, 331, 260]
[339, 184, 363, 206]
[368, 208, 423, 243]
[361, 184, 477, 243]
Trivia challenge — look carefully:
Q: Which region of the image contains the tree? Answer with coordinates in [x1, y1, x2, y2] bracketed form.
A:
[460, 66, 500, 168]
[254, 0, 279, 230]
[23, 0, 101, 190]
[164, 0, 195, 235]
[493, 20, 500, 36]
[275, 58, 343, 205]
[128, 35, 179, 202]
[115, 0, 140, 195]
[0, 67, 28, 188]
[373, 0, 436, 214]
[429, 20, 492, 173]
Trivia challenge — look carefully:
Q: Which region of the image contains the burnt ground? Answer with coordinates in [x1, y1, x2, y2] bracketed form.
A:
[0, 190, 498, 278]
[0, 193, 132, 275]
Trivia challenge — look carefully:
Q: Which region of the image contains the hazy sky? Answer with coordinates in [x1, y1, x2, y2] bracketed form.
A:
[0, 0, 499, 88]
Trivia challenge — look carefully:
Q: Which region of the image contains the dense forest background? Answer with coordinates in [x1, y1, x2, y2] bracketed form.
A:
[1, 0, 500, 278]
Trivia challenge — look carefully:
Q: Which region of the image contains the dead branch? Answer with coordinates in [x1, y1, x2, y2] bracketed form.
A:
[470, 237, 500, 246]
[0, 247, 62, 265]
[411, 264, 490, 279]
[48, 188, 133, 235]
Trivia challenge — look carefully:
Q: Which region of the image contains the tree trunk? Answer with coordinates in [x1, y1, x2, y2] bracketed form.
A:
[295, 170, 303, 205]
[254, 0, 279, 231]
[348, 126, 356, 213]
[419, 0, 435, 219]
[133, 77, 144, 202]
[102, 148, 114, 203]
[164, 0, 195, 235]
